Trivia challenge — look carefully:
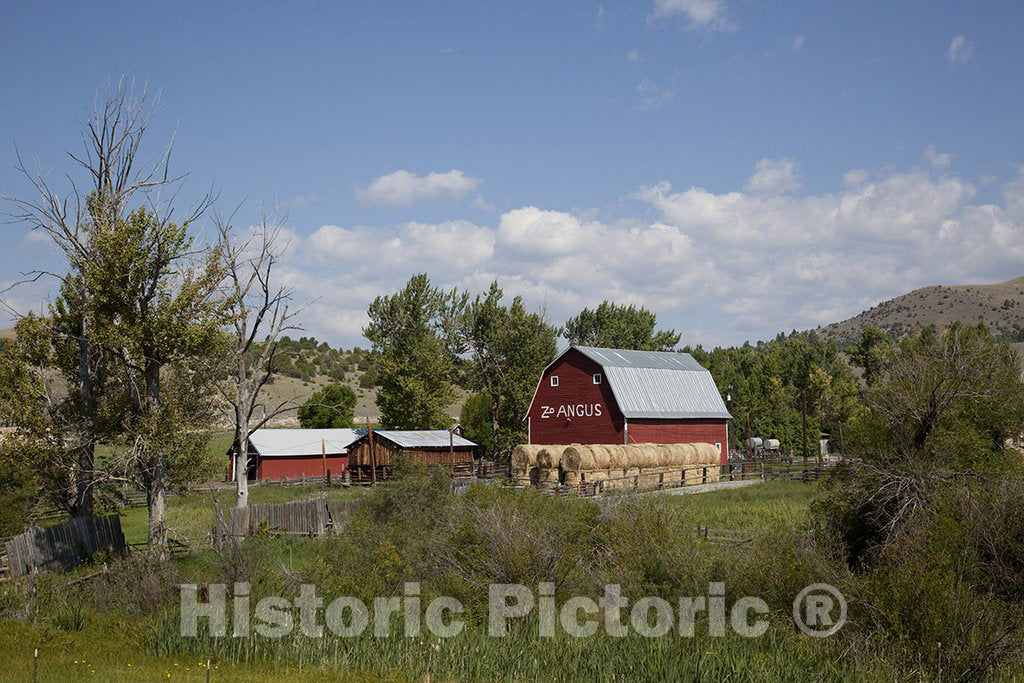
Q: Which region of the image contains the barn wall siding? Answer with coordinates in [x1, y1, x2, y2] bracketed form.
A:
[628, 419, 729, 464]
[257, 455, 348, 480]
[527, 349, 625, 445]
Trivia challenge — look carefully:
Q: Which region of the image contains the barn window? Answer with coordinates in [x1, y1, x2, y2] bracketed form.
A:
[715, 442, 722, 454]
[550, 376, 559, 387]
[593, 373, 602, 384]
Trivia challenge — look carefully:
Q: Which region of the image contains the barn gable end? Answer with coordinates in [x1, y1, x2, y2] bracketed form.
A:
[526, 346, 731, 463]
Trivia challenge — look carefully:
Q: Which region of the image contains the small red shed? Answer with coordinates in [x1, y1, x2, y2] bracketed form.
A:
[525, 346, 732, 463]
[229, 428, 364, 482]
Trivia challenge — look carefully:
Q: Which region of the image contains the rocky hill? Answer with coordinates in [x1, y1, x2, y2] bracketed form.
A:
[813, 276, 1024, 347]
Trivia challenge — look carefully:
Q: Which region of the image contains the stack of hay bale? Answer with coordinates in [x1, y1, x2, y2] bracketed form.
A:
[522, 442, 721, 491]
[511, 444, 568, 489]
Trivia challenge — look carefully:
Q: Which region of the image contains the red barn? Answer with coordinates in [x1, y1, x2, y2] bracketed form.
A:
[228, 428, 364, 482]
[526, 346, 732, 464]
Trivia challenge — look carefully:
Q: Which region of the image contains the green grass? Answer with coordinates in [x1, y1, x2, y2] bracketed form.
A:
[0, 619, 381, 682]
[672, 480, 818, 532]
[119, 484, 366, 546]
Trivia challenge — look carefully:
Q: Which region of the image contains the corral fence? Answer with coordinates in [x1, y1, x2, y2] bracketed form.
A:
[761, 461, 830, 482]
[3, 515, 126, 578]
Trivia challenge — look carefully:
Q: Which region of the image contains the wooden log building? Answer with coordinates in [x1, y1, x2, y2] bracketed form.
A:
[347, 430, 477, 482]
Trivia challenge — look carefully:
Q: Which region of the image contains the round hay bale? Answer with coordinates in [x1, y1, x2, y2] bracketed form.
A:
[536, 466, 559, 490]
[511, 444, 545, 470]
[608, 445, 630, 469]
[588, 445, 613, 470]
[693, 442, 720, 466]
[562, 445, 585, 472]
[537, 445, 566, 470]
[562, 468, 581, 488]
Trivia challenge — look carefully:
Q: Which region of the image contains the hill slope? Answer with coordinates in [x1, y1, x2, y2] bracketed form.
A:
[814, 276, 1024, 346]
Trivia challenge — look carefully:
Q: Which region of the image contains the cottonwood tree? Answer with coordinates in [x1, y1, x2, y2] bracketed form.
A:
[364, 274, 457, 429]
[217, 212, 301, 508]
[450, 282, 557, 457]
[563, 301, 680, 351]
[86, 204, 224, 554]
[3, 81, 178, 517]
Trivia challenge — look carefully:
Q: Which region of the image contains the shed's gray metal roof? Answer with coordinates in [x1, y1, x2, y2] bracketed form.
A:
[373, 430, 477, 448]
[574, 346, 732, 419]
[248, 428, 365, 457]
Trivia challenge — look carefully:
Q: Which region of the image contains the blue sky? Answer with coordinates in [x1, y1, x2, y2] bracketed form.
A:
[3, 1, 1024, 347]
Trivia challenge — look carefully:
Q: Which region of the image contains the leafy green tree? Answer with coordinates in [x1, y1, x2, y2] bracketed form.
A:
[563, 301, 680, 351]
[364, 274, 457, 429]
[818, 323, 1024, 565]
[849, 324, 894, 387]
[87, 205, 225, 555]
[459, 392, 494, 453]
[451, 282, 558, 456]
[298, 384, 357, 428]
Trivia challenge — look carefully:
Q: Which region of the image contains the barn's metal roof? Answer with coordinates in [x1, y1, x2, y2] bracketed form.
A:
[248, 428, 365, 457]
[372, 430, 477, 448]
[573, 346, 732, 419]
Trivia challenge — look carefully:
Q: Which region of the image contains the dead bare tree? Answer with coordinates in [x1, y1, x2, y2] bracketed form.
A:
[2, 79, 182, 517]
[216, 210, 304, 508]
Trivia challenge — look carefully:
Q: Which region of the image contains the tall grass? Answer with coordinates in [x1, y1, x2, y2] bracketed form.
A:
[147, 611, 888, 682]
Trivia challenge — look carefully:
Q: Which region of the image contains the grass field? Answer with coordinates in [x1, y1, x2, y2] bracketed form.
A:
[674, 480, 816, 532]
[119, 483, 367, 546]
[4, 481, 843, 682]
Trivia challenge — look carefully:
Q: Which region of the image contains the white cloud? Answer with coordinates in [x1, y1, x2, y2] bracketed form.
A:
[20, 230, 52, 246]
[356, 169, 482, 208]
[626, 49, 642, 63]
[651, 0, 735, 31]
[744, 158, 801, 195]
[924, 144, 952, 168]
[790, 35, 805, 51]
[274, 159, 1024, 350]
[636, 75, 679, 110]
[947, 34, 974, 65]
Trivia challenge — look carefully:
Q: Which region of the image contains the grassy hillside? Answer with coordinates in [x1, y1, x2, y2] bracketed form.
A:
[813, 275, 1024, 346]
[244, 336, 466, 425]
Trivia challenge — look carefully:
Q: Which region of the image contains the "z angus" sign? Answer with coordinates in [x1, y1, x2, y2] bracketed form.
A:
[540, 403, 603, 419]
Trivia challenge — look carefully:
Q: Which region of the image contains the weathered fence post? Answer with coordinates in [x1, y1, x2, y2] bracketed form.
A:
[658, 472, 664, 490]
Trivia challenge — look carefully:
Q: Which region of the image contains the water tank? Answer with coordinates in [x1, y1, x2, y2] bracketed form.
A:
[747, 437, 763, 448]
[763, 438, 780, 451]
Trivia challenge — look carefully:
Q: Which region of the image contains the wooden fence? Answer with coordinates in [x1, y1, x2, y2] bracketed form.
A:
[546, 462, 764, 497]
[762, 463, 828, 482]
[4, 515, 126, 577]
[227, 496, 360, 538]
[693, 525, 755, 546]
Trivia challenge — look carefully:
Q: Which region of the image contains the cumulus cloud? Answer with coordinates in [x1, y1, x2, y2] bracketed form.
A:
[790, 35, 805, 51]
[636, 75, 679, 110]
[356, 169, 482, 208]
[651, 0, 735, 31]
[744, 158, 801, 195]
[948, 34, 974, 64]
[924, 144, 952, 168]
[274, 159, 1024, 349]
[626, 49, 642, 63]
